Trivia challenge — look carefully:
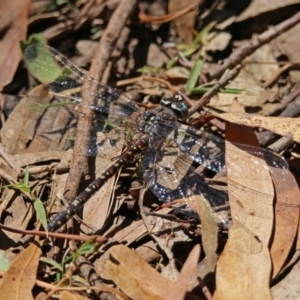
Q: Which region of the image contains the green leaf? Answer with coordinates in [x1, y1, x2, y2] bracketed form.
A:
[34, 198, 48, 230]
[16, 185, 31, 193]
[136, 66, 161, 74]
[23, 166, 30, 187]
[166, 57, 177, 69]
[190, 86, 244, 95]
[193, 21, 217, 45]
[40, 257, 63, 272]
[0, 252, 11, 271]
[185, 59, 203, 93]
[72, 275, 89, 285]
[78, 242, 96, 255]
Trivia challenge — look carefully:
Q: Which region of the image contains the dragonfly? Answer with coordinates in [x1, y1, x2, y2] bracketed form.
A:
[5, 44, 289, 238]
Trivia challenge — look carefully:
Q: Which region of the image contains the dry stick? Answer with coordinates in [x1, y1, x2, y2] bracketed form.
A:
[63, 0, 138, 224]
[0, 223, 107, 243]
[208, 11, 300, 81]
[139, 3, 196, 24]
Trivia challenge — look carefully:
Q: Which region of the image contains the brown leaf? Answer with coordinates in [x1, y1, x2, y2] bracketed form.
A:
[0, 242, 41, 300]
[1, 192, 34, 243]
[269, 168, 300, 278]
[165, 244, 200, 300]
[0, 0, 31, 91]
[186, 195, 218, 278]
[60, 291, 90, 300]
[216, 113, 300, 143]
[215, 123, 275, 300]
[112, 219, 148, 245]
[105, 244, 173, 300]
[209, 70, 264, 112]
[230, 97, 246, 113]
[1, 85, 52, 154]
[271, 252, 300, 299]
[168, 0, 202, 44]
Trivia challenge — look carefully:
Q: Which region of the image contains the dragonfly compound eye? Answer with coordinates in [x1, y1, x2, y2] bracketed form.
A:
[160, 94, 188, 120]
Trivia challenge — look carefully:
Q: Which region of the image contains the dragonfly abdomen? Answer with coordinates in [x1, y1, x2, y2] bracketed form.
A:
[47, 134, 150, 232]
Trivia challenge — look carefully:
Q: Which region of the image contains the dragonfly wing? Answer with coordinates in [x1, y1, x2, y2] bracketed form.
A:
[24, 43, 141, 117]
[175, 126, 226, 173]
[142, 147, 228, 222]
[5, 44, 144, 157]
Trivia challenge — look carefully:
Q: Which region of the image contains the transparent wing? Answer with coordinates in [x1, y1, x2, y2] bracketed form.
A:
[142, 134, 290, 254]
[24, 43, 141, 118]
[142, 146, 228, 220]
[3, 90, 139, 158]
[4, 43, 150, 157]
[175, 125, 288, 173]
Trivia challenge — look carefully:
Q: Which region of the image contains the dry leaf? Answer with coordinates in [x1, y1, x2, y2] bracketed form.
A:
[0, 243, 41, 300]
[209, 69, 264, 112]
[60, 291, 90, 300]
[165, 244, 200, 300]
[215, 123, 275, 300]
[271, 251, 300, 299]
[81, 144, 123, 233]
[187, 195, 218, 278]
[269, 169, 300, 278]
[1, 192, 34, 243]
[244, 43, 278, 84]
[168, 0, 202, 44]
[112, 219, 148, 245]
[105, 244, 173, 300]
[164, 66, 190, 80]
[230, 97, 246, 113]
[0, 0, 31, 91]
[1, 85, 52, 154]
[216, 113, 300, 143]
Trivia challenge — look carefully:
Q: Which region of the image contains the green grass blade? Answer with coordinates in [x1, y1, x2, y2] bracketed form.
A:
[34, 197, 48, 230]
[185, 59, 203, 93]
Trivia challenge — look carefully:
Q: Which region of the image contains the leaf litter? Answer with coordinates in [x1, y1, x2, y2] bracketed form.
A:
[0, 0, 300, 299]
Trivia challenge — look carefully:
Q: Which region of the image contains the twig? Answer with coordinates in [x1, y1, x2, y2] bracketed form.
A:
[63, 0, 137, 217]
[264, 62, 300, 88]
[139, 4, 197, 24]
[208, 11, 300, 80]
[0, 223, 107, 243]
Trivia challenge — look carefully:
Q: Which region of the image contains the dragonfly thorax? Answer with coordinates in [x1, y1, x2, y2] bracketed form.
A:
[136, 105, 178, 141]
[137, 111, 160, 135]
[137, 94, 188, 138]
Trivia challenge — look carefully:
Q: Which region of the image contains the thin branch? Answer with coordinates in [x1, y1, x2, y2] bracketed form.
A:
[63, 0, 137, 216]
[208, 11, 300, 80]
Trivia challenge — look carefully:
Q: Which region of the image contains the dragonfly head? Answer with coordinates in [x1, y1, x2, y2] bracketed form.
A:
[160, 94, 188, 121]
